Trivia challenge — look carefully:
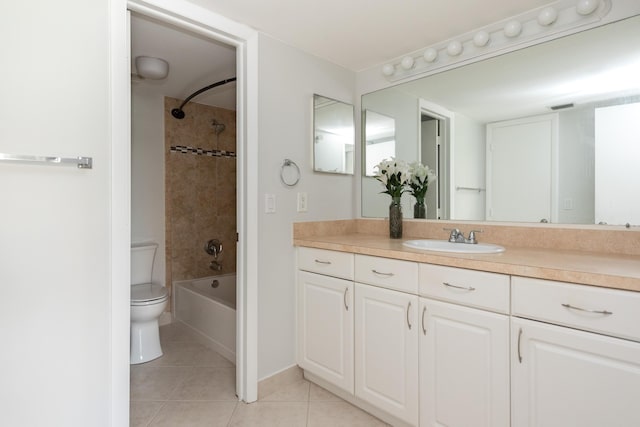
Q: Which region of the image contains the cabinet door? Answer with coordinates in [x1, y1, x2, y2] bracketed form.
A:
[512, 317, 640, 427]
[355, 283, 419, 426]
[420, 298, 510, 427]
[298, 271, 353, 393]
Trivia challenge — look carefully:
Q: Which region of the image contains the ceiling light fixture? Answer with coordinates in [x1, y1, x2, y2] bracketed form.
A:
[381, 0, 611, 81]
[135, 56, 169, 80]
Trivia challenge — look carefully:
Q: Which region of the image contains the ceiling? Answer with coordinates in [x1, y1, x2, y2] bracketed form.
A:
[130, 0, 554, 110]
[187, 0, 552, 71]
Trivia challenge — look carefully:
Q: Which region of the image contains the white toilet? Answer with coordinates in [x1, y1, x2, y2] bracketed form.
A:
[130, 242, 169, 364]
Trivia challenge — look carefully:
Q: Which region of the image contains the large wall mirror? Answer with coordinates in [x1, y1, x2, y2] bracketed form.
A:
[362, 14, 640, 226]
[313, 94, 355, 174]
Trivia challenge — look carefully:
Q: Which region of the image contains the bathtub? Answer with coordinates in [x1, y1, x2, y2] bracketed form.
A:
[173, 274, 236, 363]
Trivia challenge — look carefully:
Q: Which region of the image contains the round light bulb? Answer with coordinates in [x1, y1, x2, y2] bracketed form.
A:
[423, 48, 438, 63]
[473, 31, 490, 47]
[576, 0, 599, 15]
[447, 41, 463, 57]
[504, 20, 522, 38]
[400, 56, 415, 70]
[537, 7, 558, 26]
[382, 64, 395, 76]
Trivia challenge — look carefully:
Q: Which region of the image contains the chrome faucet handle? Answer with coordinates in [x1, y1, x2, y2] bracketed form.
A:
[443, 227, 461, 243]
[466, 230, 483, 244]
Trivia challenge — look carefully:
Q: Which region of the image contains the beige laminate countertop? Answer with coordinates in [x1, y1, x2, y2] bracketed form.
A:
[294, 234, 640, 293]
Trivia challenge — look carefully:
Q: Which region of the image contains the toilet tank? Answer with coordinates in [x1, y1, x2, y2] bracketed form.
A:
[131, 242, 158, 285]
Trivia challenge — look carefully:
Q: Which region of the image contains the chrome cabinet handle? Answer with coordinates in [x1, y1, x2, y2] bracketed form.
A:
[314, 259, 331, 265]
[372, 269, 394, 277]
[561, 303, 612, 316]
[442, 282, 476, 292]
[421, 306, 427, 335]
[517, 327, 523, 363]
[344, 287, 349, 311]
[407, 302, 412, 330]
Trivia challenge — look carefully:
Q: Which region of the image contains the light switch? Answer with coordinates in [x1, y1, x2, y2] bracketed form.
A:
[297, 192, 308, 212]
[265, 194, 276, 213]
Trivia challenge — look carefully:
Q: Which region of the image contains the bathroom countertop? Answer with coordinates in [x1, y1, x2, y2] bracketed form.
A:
[293, 233, 640, 293]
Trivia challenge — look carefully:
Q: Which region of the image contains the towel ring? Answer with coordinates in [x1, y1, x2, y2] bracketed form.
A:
[280, 159, 300, 187]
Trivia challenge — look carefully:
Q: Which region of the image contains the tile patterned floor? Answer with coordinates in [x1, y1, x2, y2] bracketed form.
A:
[131, 322, 389, 427]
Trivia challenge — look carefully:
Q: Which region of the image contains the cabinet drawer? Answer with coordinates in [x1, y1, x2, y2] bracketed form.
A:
[355, 254, 418, 294]
[419, 264, 510, 313]
[512, 276, 640, 342]
[298, 247, 354, 280]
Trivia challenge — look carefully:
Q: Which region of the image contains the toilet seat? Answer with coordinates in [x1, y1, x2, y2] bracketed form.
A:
[131, 283, 169, 306]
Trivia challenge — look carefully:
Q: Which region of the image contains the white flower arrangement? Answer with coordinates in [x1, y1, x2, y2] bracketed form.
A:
[374, 158, 411, 198]
[408, 161, 437, 202]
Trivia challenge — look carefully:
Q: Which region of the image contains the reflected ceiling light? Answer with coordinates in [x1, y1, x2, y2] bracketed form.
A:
[538, 7, 558, 26]
[504, 20, 523, 37]
[447, 41, 463, 56]
[576, 0, 600, 15]
[135, 56, 169, 80]
[473, 31, 490, 47]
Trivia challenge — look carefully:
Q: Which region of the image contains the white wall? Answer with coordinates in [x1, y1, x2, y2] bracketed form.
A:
[131, 86, 166, 285]
[257, 34, 356, 379]
[0, 0, 121, 424]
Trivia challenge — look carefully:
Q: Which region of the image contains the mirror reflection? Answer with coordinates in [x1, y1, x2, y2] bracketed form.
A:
[313, 94, 355, 174]
[364, 110, 396, 176]
[362, 15, 640, 225]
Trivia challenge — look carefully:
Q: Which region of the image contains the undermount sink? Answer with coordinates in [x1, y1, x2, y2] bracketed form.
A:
[402, 239, 505, 254]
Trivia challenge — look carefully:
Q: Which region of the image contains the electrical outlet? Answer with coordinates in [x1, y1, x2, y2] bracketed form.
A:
[297, 192, 308, 212]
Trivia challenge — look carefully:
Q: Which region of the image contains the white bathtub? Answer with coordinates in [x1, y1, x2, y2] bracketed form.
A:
[173, 274, 236, 363]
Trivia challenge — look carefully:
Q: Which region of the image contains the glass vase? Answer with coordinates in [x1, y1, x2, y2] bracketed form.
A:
[413, 198, 426, 219]
[389, 196, 403, 239]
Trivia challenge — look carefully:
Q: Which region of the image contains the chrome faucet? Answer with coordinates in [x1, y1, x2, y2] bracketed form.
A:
[444, 228, 483, 244]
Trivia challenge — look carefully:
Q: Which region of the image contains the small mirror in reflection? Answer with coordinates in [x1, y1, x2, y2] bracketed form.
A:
[313, 94, 355, 175]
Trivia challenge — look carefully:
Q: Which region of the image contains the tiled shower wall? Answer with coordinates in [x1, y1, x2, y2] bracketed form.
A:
[164, 97, 237, 308]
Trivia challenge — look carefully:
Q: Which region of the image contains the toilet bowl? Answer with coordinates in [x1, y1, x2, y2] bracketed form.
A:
[130, 243, 168, 364]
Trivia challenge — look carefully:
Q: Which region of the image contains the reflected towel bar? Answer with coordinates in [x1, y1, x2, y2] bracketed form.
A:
[456, 186, 485, 192]
[0, 153, 93, 169]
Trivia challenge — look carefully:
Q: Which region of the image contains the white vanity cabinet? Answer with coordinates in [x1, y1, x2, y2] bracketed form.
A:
[511, 277, 640, 427]
[297, 248, 355, 393]
[354, 282, 419, 426]
[419, 264, 511, 427]
[354, 254, 420, 426]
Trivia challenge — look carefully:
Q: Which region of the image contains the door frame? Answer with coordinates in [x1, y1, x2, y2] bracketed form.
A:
[111, 0, 259, 422]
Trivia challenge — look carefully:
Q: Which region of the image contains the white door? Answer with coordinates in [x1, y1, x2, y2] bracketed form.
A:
[486, 114, 558, 222]
[512, 317, 640, 427]
[355, 283, 419, 426]
[421, 118, 439, 219]
[595, 102, 640, 225]
[420, 298, 510, 427]
[0, 1, 127, 425]
[298, 271, 354, 392]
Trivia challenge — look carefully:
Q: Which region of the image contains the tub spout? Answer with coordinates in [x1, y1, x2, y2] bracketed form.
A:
[209, 260, 222, 271]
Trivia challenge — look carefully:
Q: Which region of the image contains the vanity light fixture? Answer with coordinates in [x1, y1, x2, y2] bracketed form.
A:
[504, 20, 523, 38]
[473, 31, 490, 47]
[423, 48, 438, 62]
[447, 41, 463, 56]
[381, 0, 611, 81]
[537, 7, 558, 26]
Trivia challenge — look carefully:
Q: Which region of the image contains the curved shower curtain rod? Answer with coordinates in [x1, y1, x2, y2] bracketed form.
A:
[171, 77, 237, 119]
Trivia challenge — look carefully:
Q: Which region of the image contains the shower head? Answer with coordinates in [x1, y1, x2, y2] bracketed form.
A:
[171, 77, 236, 119]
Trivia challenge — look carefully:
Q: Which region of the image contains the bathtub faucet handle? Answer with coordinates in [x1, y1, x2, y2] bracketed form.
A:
[205, 239, 223, 258]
